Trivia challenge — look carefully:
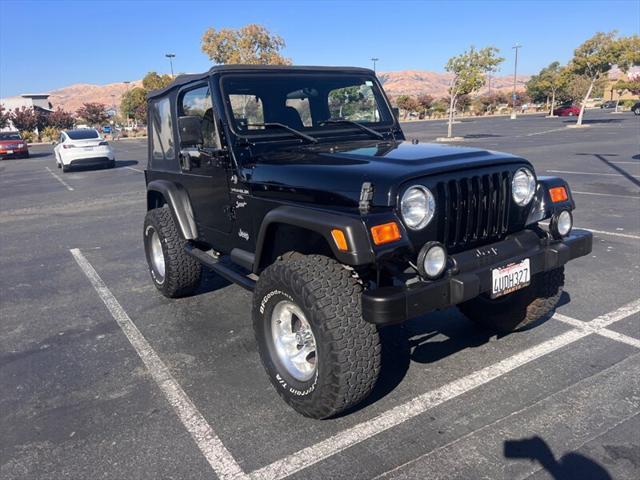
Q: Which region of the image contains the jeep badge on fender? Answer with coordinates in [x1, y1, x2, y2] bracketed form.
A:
[142, 65, 592, 419]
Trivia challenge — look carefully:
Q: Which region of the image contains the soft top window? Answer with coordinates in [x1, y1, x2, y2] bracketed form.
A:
[0, 132, 21, 140]
[66, 129, 100, 140]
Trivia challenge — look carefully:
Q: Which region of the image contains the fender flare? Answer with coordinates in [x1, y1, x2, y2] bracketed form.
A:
[526, 176, 576, 225]
[253, 205, 375, 273]
[147, 179, 198, 240]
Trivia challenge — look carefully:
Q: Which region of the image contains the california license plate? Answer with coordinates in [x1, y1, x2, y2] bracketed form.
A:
[6, 150, 13, 154]
[491, 258, 530, 298]
[84, 146, 94, 151]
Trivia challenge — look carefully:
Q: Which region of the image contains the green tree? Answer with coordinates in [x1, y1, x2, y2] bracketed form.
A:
[526, 61, 566, 116]
[567, 32, 639, 125]
[142, 72, 173, 91]
[445, 46, 503, 137]
[201, 23, 291, 65]
[120, 87, 147, 122]
[76, 103, 109, 126]
[395, 95, 419, 119]
[416, 94, 434, 117]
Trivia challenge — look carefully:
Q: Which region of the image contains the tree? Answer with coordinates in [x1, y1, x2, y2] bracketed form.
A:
[0, 105, 11, 129]
[444, 46, 503, 137]
[416, 94, 434, 117]
[526, 62, 566, 117]
[567, 32, 639, 126]
[395, 95, 419, 119]
[142, 72, 173, 91]
[201, 23, 291, 65]
[11, 106, 38, 133]
[76, 103, 109, 126]
[46, 108, 75, 129]
[120, 87, 147, 123]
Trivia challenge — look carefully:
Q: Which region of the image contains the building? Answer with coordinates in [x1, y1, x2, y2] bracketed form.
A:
[0, 93, 54, 131]
[602, 67, 640, 102]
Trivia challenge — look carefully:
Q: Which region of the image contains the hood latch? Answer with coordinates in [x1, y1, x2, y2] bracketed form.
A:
[359, 182, 374, 214]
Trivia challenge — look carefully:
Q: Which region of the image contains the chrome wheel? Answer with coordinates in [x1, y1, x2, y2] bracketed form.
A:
[149, 228, 165, 280]
[270, 300, 317, 381]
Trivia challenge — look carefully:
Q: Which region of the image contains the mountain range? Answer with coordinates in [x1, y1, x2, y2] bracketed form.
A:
[46, 71, 530, 113]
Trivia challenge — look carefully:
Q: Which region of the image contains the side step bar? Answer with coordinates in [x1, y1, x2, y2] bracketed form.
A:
[184, 242, 256, 291]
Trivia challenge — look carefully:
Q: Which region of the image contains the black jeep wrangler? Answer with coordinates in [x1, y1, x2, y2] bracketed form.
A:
[143, 65, 592, 419]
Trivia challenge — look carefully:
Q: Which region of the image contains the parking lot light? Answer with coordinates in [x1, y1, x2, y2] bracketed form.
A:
[165, 53, 176, 78]
[511, 44, 522, 120]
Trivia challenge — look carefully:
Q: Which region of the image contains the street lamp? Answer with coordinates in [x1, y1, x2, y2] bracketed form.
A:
[510, 44, 522, 120]
[165, 53, 176, 78]
[370, 57, 379, 73]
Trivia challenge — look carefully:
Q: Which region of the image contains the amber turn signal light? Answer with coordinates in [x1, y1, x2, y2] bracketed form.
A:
[371, 222, 402, 245]
[331, 229, 349, 252]
[549, 186, 568, 203]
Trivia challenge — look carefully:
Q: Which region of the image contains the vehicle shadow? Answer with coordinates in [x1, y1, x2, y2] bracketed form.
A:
[25, 152, 52, 159]
[576, 153, 640, 188]
[504, 436, 612, 479]
[464, 134, 502, 139]
[68, 160, 140, 172]
[113, 160, 140, 169]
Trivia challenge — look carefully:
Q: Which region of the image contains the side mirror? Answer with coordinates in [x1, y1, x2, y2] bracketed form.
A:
[52, 141, 58, 146]
[178, 115, 203, 148]
[392, 107, 400, 120]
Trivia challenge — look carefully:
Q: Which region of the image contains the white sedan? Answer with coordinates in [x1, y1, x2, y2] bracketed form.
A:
[54, 129, 115, 172]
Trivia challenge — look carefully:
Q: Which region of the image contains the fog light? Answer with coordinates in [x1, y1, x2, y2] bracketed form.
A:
[550, 210, 572, 239]
[417, 242, 447, 279]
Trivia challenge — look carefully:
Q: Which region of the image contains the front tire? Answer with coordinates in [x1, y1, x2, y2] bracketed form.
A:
[634, 108, 640, 115]
[253, 254, 381, 419]
[62, 164, 70, 173]
[458, 267, 564, 333]
[143, 207, 202, 298]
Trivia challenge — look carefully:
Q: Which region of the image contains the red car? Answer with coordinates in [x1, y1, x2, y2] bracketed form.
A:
[0, 131, 29, 159]
[553, 105, 581, 116]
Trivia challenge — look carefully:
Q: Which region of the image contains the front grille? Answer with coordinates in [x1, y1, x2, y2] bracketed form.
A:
[437, 171, 512, 249]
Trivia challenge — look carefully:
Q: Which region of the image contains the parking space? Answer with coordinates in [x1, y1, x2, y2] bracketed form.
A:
[1, 112, 639, 479]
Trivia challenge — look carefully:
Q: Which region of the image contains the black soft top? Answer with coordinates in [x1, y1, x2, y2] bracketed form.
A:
[146, 64, 374, 99]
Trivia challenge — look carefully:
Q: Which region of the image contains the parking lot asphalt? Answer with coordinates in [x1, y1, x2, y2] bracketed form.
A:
[1, 111, 639, 480]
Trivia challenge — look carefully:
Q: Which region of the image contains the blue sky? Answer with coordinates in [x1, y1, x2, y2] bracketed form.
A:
[1, 0, 638, 97]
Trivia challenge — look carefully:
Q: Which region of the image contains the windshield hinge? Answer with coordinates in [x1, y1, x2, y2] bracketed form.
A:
[359, 182, 374, 214]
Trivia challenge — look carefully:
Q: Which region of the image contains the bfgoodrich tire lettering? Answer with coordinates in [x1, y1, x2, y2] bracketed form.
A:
[458, 266, 565, 332]
[143, 207, 202, 298]
[253, 254, 381, 419]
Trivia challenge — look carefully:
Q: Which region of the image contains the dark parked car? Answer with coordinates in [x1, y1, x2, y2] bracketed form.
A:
[632, 101, 640, 115]
[0, 131, 29, 159]
[553, 104, 581, 116]
[600, 100, 617, 109]
[142, 65, 592, 419]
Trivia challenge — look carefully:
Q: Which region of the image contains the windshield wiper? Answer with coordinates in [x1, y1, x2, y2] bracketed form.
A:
[318, 119, 385, 140]
[246, 122, 318, 144]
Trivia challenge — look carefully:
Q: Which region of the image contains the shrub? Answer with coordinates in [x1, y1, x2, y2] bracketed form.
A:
[41, 127, 60, 142]
[20, 131, 36, 143]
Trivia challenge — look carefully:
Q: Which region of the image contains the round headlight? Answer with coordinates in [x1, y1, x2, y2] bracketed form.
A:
[551, 210, 573, 239]
[417, 242, 447, 279]
[401, 186, 435, 230]
[512, 168, 536, 206]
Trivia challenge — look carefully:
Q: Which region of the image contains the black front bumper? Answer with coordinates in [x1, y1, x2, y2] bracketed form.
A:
[362, 229, 592, 325]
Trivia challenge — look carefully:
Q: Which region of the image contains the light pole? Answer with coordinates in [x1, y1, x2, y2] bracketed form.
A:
[165, 53, 176, 78]
[510, 44, 522, 120]
[370, 57, 379, 73]
[123, 81, 131, 127]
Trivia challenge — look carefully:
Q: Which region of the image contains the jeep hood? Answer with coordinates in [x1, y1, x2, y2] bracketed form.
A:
[246, 140, 529, 207]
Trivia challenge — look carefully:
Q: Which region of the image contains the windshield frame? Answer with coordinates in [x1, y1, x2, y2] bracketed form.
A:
[219, 72, 395, 143]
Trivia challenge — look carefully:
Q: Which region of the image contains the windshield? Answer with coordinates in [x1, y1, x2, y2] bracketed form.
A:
[0, 132, 22, 141]
[221, 73, 393, 139]
[66, 129, 100, 140]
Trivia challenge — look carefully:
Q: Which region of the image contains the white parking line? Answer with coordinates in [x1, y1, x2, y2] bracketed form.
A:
[45, 166, 74, 191]
[70, 249, 247, 480]
[538, 222, 640, 241]
[249, 328, 590, 480]
[547, 169, 640, 179]
[125, 166, 144, 173]
[572, 190, 640, 199]
[525, 127, 568, 136]
[610, 161, 640, 165]
[553, 311, 640, 349]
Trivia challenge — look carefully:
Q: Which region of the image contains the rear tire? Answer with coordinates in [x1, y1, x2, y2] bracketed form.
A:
[458, 267, 564, 333]
[143, 207, 202, 298]
[253, 254, 381, 419]
[634, 108, 640, 115]
[62, 164, 70, 173]
[108, 160, 116, 168]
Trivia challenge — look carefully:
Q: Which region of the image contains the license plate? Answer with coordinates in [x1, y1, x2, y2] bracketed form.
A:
[84, 146, 94, 151]
[6, 150, 13, 154]
[491, 258, 530, 298]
